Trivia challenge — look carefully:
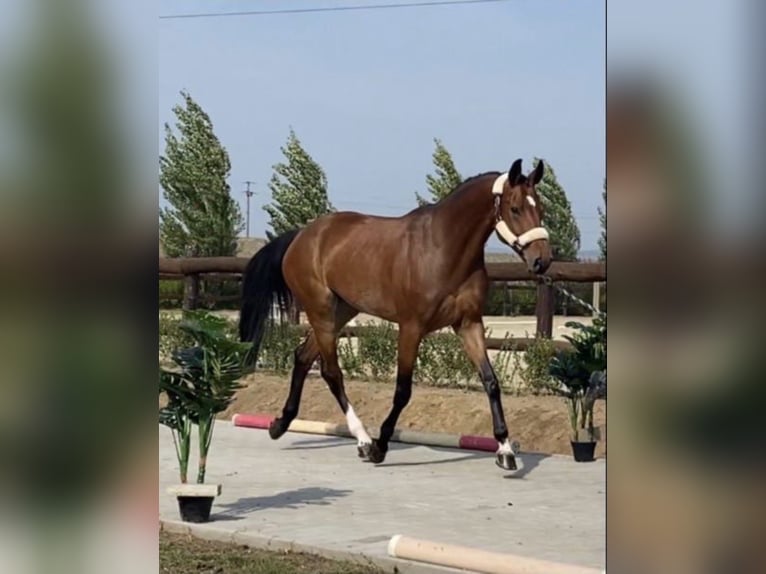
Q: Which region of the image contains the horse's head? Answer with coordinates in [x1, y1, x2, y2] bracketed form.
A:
[493, 158, 552, 275]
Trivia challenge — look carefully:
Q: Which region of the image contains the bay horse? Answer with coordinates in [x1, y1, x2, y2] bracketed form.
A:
[239, 158, 551, 470]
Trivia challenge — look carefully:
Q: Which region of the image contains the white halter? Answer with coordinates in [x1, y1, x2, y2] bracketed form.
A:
[491, 173, 549, 249]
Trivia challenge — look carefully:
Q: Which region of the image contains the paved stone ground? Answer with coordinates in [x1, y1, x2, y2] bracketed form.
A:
[159, 422, 605, 572]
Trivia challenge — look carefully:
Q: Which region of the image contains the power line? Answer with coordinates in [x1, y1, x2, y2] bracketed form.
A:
[159, 0, 509, 21]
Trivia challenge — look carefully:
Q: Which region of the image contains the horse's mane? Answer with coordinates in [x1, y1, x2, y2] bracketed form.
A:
[457, 171, 501, 189]
[406, 170, 512, 215]
[448, 169, 527, 200]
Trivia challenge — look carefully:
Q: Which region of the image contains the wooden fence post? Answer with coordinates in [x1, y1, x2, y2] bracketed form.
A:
[592, 282, 601, 316]
[289, 300, 300, 324]
[183, 274, 200, 311]
[535, 281, 555, 338]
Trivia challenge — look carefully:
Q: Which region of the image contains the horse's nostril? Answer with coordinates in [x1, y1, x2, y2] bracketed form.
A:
[532, 258, 544, 274]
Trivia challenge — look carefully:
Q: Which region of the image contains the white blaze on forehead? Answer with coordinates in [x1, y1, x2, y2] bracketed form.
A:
[526, 195, 536, 207]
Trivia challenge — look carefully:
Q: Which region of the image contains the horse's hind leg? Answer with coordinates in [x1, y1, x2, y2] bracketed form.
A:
[310, 300, 372, 455]
[268, 331, 319, 440]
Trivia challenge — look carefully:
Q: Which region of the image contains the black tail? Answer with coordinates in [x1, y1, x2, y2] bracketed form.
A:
[239, 229, 300, 363]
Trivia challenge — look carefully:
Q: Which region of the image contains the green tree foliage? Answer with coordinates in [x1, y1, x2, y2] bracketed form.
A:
[160, 90, 243, 257]
[533, 157, 581, 261]
[598, 179, 606, 260]
[263, 128, 334, 240]
[415, 138, 463, 206]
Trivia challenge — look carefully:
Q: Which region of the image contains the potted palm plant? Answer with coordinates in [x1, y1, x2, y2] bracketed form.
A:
[548, 314, 606, 462]
[160, 311, 251, 522]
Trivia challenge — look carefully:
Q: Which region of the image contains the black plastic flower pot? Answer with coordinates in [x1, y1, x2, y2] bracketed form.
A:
[570, 440, 597, 462]
[177, 495, 214, 523]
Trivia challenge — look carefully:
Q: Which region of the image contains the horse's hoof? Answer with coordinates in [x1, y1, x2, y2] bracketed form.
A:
[268, 419, 287, 440]
[496, 453, 518, 471]
[358, 443, 371, 459]
[367, 441, 387, 464]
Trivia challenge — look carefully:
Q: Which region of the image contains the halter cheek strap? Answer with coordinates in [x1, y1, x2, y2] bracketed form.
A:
[492, 173, 549, 249]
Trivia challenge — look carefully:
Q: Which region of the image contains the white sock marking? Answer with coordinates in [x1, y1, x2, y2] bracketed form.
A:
[346, 404, 372, 446]
[497, 439, 523, 469]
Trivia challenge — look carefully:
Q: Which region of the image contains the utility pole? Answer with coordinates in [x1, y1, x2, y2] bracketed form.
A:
[243, 181, 255, 237]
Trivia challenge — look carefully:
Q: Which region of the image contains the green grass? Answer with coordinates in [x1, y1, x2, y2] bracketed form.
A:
[160, 530, 384, 574]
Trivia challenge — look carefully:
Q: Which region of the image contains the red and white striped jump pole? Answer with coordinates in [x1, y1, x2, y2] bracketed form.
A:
[231, 413, 507, 453]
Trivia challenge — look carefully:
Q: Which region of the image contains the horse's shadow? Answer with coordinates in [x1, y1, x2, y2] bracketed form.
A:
[373, 443, 549, 477]
[281, 436, 352, 450]
[284, 436, 418, 454]
[378, 444, 487, 467]
[503, 452, 549, 479]
[212, 486, 352, 520]
[276, 437, 548, 477]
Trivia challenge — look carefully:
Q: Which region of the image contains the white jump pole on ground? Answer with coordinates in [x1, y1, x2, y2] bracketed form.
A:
[283, 419, 462, 449]
[231, 414, 465, 450]
[387, 535, 603, 574]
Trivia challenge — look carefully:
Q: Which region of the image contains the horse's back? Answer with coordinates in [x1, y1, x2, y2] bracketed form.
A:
[297, 209, 417, 250]
[283, 209, 430, 320]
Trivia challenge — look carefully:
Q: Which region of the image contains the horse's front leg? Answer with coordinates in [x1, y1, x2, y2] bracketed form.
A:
[456, 318, 520, 471]
[367, 323, 423, 464]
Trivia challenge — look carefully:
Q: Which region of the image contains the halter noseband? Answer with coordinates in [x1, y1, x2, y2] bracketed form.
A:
[491, 173, 549, 251]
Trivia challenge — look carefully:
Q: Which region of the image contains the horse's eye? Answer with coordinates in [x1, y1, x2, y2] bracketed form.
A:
[510, 207, 520, 215]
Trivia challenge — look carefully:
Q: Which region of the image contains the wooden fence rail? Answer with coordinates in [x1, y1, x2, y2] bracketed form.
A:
[159, 257, 605, 282]
[329, 325, 574, 353]
[158, 257, 605, 338]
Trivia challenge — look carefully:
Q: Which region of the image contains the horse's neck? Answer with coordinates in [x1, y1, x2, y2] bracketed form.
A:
[430, 179, 495, 267]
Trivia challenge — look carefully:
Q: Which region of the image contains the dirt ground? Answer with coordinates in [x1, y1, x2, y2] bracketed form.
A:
[220, 372, 606, 458]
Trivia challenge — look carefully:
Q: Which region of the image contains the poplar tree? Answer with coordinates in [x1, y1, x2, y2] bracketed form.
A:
[598, 179, 606, 260]
[415, 138, 463, 206]
[533, 157, 581, 261]
[160, 91, 242, 257]
[263, 128, 334, 240]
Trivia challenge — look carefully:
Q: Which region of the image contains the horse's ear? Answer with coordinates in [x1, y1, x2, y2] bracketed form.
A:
[508, 159, 523, 185]
[531, 159, 545, 185]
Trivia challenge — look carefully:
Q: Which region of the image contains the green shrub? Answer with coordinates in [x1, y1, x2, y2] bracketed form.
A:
[490, 335, 520, 392]
[356, 322, 397, 379]
[160, 312, 239, 360]
[200, 277, 242, 311]
[512, 336, 557, 395]
[415, 332, 475, 388]
[483, 284, 508, 315]
[159, 280, 184, 309]
[337, 334, 364, 378]
[160, 313, 193, 359]
[258, 321, 305, 374]
[158, 277, 243, 311]
[509, 287, 537, 316]
[159, 311, 567, 397]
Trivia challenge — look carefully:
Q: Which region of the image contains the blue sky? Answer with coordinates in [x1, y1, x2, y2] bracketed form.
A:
[159, 0, 605, 252]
